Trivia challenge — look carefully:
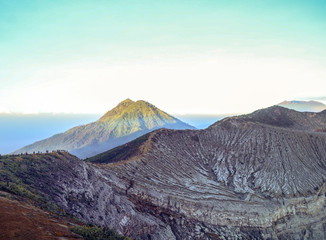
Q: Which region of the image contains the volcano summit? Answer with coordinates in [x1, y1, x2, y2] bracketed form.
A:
[14, 99, 194, 158]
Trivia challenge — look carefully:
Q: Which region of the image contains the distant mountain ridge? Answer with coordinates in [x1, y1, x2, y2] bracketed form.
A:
[13, 99, 194, 158]
[277, 100, 326, 112]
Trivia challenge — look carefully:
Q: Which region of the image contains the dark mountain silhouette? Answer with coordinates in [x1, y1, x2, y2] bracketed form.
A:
[13, 99, 194, 158]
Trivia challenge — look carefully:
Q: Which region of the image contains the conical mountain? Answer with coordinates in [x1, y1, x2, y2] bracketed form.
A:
[13, 99, 194, 158]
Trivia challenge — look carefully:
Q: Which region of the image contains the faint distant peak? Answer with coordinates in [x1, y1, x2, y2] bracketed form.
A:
[278, 100, 325, 105]
[277, 100, 326, 112]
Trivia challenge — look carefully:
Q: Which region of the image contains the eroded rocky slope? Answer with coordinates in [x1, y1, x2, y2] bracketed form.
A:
[89, 106, 326, 239]
[3, 106, 326, 239]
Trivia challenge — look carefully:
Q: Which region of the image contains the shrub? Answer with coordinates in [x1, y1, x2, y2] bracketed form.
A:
[71, 225, 132, 240]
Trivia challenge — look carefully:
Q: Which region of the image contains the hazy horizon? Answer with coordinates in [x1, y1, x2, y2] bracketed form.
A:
[0, 112, 230, 155]
[0, 113, 101, 154]
[1, 98, 325, 116]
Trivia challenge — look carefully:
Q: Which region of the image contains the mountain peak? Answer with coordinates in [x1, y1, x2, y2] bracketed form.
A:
[14, 99, 194, 158]
[277, 100, 326, 112]
[98, 99, 136, 122]
[119, 98, 134, 105]
[98, 99, 162, 122]
[279, 100, 324, 105]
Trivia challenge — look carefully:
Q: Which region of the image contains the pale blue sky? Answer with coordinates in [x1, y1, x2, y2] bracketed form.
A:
[1, 0, 326, 114]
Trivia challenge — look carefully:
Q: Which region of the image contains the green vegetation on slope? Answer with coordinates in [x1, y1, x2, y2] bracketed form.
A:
[99, 99, 177, 130]
[86, 133, 151, 164]
[0, 153, 65, 214]
[0, 153, 132, 239]
[72, 225, 132, 240]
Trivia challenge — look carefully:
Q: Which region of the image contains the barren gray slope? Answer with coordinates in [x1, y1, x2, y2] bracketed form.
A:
[87, 106, 326, 239]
